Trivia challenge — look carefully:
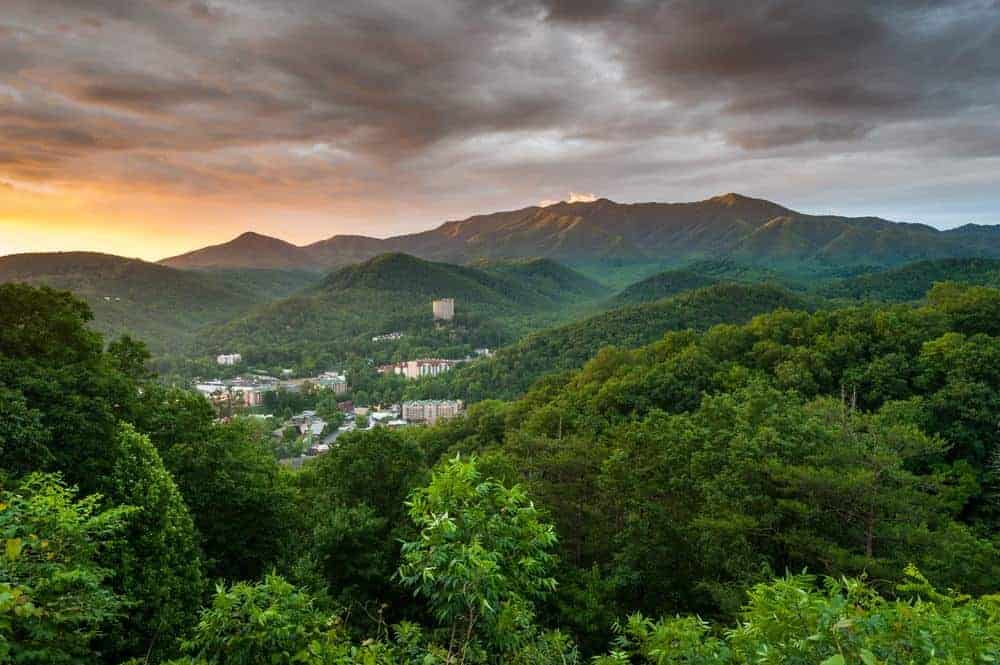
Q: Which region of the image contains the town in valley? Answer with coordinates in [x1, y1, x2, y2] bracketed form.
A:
[192, 297, 485, 463]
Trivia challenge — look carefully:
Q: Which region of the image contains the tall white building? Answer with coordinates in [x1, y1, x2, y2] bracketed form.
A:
[217, 353, 242, 365]
[432, 298, 455, 321]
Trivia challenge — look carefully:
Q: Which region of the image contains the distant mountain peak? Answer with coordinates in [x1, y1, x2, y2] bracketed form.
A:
[160, 229, 312, 270]
[153, 193, 1000, 272]
[229, 231, 295, 245]
[707, 192, 787, 210]
[711, 192, 752, 204]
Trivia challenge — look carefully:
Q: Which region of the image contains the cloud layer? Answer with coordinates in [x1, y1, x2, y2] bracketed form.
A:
[1, 0, 998, 256]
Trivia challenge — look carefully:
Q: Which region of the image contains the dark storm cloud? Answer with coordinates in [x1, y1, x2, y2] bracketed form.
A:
[537, 0, 1000, 146]
[728, 121, 873, 150]
[0, 0, 998, 225]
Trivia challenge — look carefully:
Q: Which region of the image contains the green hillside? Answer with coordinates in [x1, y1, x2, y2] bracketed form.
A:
[204, 253, 607, 371]
[471, 257, 609, 301]
[608, 258, 819, 306]
[324, 253, 552, 309]
[821, 257, 1000, 301]
[414, 282, 810, 401]
[0, 252, 264, 352]
[611, 269, 718, 305]
[199, 268, 322, 300]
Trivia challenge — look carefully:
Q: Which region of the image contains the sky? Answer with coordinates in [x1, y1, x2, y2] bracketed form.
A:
[1, 0, 998, 260]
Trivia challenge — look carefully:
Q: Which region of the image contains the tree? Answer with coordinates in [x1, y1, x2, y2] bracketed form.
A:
[0, 388, 51, 477]
[170, 575, 348, 665]
[158, 419, 297, 582]
[0, 474, 132, 665]
[101, 424, 205, 662]
[294, 427, 428, 615]
[397, 456, 567, 664]
[0, 284, 138, 493]
[599, 383, 996, 618]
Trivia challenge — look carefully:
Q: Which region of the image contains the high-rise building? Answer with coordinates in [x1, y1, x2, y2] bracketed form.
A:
[432, 298, 455, 321]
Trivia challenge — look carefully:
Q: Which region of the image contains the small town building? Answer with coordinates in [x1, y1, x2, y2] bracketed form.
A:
[217, 353, 242, 365]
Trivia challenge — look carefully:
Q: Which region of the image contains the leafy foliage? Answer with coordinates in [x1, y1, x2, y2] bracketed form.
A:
[0, 474, 132, 665]
[4, 276, 1000, 665]
[595, 569, 1000, 664]
[397, 457, 561, 663]
[102, 424, 204, 662]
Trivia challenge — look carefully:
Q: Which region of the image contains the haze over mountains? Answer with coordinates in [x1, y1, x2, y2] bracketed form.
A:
[160, 193, 1000, 273]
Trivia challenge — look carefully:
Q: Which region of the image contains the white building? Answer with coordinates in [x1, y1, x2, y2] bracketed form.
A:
[194, 378, 274, 407]
[402, 399, 463, 425]
[316, 371, 350, 395]
[432, 298, 455, 321]
[217, 353, 242, 366]
[194, 380, 227, 397]
[372, 332, 404, 342]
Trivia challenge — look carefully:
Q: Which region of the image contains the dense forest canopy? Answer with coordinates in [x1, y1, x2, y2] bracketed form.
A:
[2, 279, 999, 663]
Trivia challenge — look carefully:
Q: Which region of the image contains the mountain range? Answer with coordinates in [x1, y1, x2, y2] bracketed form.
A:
[159, 193, 1000, 273]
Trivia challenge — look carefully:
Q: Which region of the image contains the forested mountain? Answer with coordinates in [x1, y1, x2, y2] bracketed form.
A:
[0, 252, 268, 351]
[416, 282, 809, 400]
[204, 253, 607, 370]
[198, 267, 323, 300]
[471, 257, 609, 301]
[4, 281, 999, 664]
[323, 252, 555, 309]
[822, 257, 1000, 301]
[610, 268, 719, 305]
[160, 231, 319, 270]
[156, 193, 1000, 274]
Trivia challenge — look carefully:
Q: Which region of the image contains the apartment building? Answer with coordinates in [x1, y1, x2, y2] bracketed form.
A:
[402, 399, 463, 425]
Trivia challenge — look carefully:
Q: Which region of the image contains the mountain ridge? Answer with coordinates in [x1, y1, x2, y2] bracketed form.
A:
[155, 193, 1000, 273]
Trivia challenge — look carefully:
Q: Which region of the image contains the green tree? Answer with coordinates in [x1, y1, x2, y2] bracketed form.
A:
[170, 575, 348, 665]
[0, 474, 132, 665]
[397, 456, 568, 664]
[294, 427, 428, 615]
[159, 419, 297, 582]
[102, 424, 205, 662]
[0, 388, 51, 477]
[0, 284, 137, 493]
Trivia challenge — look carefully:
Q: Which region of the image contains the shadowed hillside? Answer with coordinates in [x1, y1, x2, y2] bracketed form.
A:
[0, 252, 266, 351]
[821, 257, 1000, 301]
